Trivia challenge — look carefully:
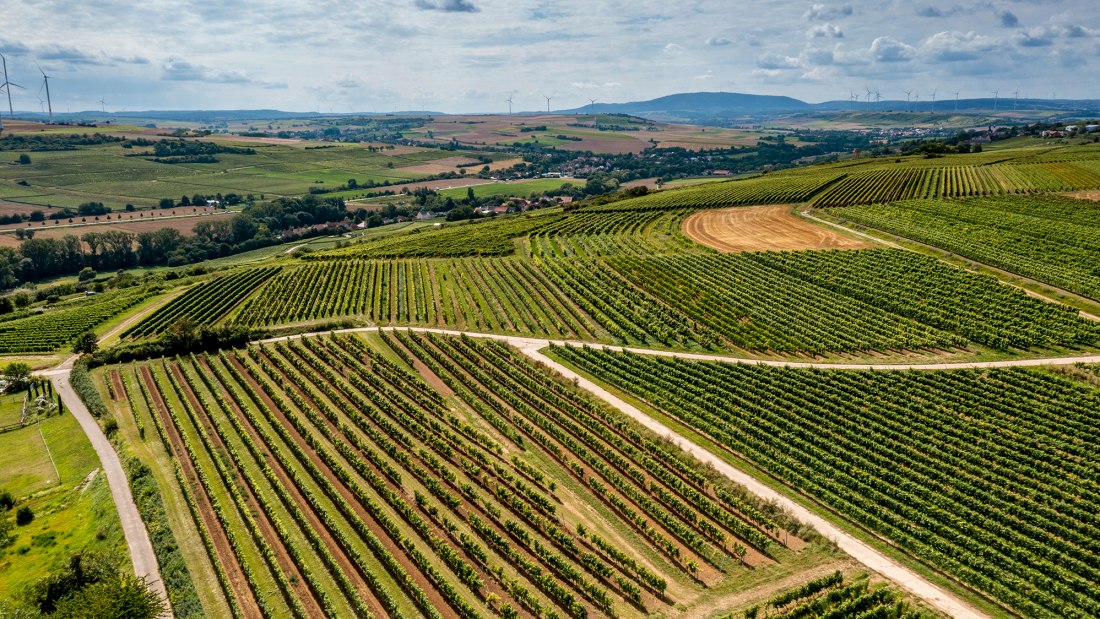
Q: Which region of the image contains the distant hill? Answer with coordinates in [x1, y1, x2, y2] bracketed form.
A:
[560, 91, 1100, 125]
[561, 92, 811, 122]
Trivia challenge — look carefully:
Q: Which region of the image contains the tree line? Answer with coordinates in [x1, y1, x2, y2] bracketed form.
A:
[0, 196, 349, 290]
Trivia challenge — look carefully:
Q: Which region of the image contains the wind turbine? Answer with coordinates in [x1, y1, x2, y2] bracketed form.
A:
[930, 90, 936, 114]
[953, 90, 960, 112]
[904, 89, 912, 112]
[849, 90, 857, 112]
[505, 94, 513, 116]
[99, 97, 106, 113]
[0, 52, 24, 120]
[1013, 89, 1019, 111]
[588, 98, 597, 115]
[992, 89, 999, 112]
[36, 62, 53, 123]
[874, 90, 881, 110]
[865, 87, 873, 104]
[543, 95, 552, 114]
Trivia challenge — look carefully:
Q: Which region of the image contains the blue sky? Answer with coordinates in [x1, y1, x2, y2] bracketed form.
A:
[0, 0, 1097, 113]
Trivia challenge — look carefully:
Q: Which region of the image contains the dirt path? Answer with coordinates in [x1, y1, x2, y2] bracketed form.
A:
[682, 205, 874, 253]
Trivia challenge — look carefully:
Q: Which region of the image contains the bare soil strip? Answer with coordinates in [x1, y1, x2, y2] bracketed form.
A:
[682, 205, 874, 253]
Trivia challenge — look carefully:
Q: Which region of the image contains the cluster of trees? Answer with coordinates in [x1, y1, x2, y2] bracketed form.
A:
[0, 133, 124, 152]
[0, 196, 349, 289]
[0, 551, 165, 618]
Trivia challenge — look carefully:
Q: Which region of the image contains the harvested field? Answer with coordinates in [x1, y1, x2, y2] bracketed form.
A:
[0, 211, 233, 247]
[682, 205, 873, 253]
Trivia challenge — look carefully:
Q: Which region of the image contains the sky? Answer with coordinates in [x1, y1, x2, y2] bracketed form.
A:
[0, 0, 1097, 114]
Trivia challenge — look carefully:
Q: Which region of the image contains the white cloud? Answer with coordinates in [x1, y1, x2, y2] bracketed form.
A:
[870, 36, 916, 62]
[662, 43, 686, 56]
[756, 52, 801, 69]
[804, 3, 853, 21]
[809, 23, 844, 39]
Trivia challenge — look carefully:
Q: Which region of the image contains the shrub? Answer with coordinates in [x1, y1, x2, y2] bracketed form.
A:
[15, 506, 33, 526]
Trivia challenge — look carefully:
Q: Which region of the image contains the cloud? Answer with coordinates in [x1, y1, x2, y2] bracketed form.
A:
[706, 37, 732, 46]
[756, 52, 801, 69]
[915, 5, 964, 18]
[998, 10, 1018, 28]
[414, 0, 478, 12]
[922, 30, 997, 62]
[1017, 33, 1053, 47]
[870, 36, 915, 62]
[662, 43, 685, 56]
[162, 57, 284, 88]
[809, 23, 844, 38]
[804, 4, 852, 21]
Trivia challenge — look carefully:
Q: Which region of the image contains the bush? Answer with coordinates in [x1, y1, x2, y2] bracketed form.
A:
[15, 506, 33, 526]
[69, 361, 108, 418]
[17, 154, 31, 165]
[0, 490, 14, 511]
[127, 458, 203, 617]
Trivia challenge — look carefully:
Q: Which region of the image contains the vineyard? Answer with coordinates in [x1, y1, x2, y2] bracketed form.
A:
[124, 267, 281, 338]
[313, 212, 558, 259]
[553, 345, 1100, 618]
[0, 288, 150, 352]
[728, 571, 933, 619]
[830, 195, 1100, 301]
[233, 259, 603, 339]
[745, 249, 1100, 350]
[812, 159, 1100, 207]
[116, 331, 813, 618]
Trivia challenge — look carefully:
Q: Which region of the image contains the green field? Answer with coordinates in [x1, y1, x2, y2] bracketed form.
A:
[0, 410, 125, 598]
[437, 178, 586, 199]
[0, 134, 495, 211]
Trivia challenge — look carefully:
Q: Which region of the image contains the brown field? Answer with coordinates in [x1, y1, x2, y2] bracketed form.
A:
[0, 202, 63, 216]
[683, 205, 874, 253]
[0, 205, 223, 231]
[406, 113, 781, 154]
[0, 211, 233, 247]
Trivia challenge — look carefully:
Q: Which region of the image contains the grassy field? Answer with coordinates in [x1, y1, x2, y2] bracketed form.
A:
[0, 410, 125, 599]
[437, 178, 586, 199]
[0, 121, 498, 211]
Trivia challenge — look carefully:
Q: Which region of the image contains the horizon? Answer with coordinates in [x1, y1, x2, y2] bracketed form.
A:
[2, 1, 1097, 114]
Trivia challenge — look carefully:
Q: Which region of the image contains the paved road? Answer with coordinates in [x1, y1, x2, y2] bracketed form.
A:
[50, 373, 168, 605]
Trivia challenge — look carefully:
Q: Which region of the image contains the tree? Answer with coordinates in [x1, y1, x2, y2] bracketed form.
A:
[17, 154, 31, 165]
[73, 331, 98, 355]
[52, 574, 166, 619]
[3, 362, 32, 392]
[15, 505, 33, 525]
[0, 489, 14, 511]
[21, 551, 164, 618]
[77, 267, 97, 282]
[158, 198, 174, 209]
